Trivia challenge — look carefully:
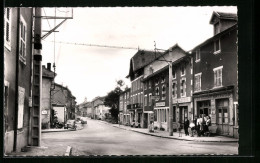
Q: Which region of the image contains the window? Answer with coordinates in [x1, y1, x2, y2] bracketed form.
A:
[144, 95, 147, 106]
[148, 80, 152, 89]
[162, 85, 166, 100]
[214, 39, 221, 54]
[144, 81, 147, 90]
[4, 8, 12, 50]
[195, 49, 200, 62]
[172, 82, 177, 98]
[213, 66, 223, 87]
[19, 16, 27, 64]
[149, 93, 152, 106]
[155, 87, 159, 101]
[155, 87, 159, 96]
[194, 73, 202, 92]
[161, 76, 165, 83]
[140, 92, 143, 105]
[181, 66, 185, 76]
[180, 79, 186, 97]
[172, 70, 176, 79]
[155, 78, 159, 85]
[214, 22, 220, 35]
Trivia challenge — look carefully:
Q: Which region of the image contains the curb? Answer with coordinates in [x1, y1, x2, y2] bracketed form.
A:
[112, 125, 238, 143]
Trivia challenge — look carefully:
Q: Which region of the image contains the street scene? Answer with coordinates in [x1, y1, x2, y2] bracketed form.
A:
[10, 118, 238, 156]
[3, 6, 239, 156]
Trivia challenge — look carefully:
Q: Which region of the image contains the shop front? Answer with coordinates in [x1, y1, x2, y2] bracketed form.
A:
[154, 102, 169, 131]
[193, 87, 238, 137]
[173, 97, 192, 128]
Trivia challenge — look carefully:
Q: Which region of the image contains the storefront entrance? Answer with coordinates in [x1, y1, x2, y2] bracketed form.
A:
[179, 106, 188, 127]
[143, 113, 148, 128]
[216, 98, 229, 135]
[198, 100, 211, 117]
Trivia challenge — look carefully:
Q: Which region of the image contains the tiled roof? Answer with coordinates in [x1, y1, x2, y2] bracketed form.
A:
[216, 11, 237, 19]
[210, 11, 237, 24]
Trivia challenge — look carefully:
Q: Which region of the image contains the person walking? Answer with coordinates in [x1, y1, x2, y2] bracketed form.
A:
[184, 117, 190, 136]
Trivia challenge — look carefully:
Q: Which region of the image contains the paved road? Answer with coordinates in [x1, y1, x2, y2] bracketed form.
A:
[41, 118, 238, 156]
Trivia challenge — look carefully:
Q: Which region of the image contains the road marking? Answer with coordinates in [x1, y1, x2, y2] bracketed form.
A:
[64, 146, 72, 156]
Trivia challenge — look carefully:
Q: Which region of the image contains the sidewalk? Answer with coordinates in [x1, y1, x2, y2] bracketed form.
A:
[99, 120, 238, 143]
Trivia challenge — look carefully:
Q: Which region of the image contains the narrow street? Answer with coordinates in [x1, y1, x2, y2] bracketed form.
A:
[41, 118, 238, 156]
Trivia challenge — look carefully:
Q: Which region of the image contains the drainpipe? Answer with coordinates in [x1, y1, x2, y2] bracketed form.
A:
[13, 7, 21, 152]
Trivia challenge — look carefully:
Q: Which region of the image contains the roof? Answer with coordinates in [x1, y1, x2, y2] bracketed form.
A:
[210, 11, 237, 24]
[127, 50, 164, 77]
[189, 23, 237, 52]
[142, 54, 191, 81]
[42, 66, 55, 79]
[132, 50, 164, 72]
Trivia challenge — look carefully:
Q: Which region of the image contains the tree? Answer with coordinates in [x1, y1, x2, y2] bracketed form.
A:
[104, 80, 124, 122]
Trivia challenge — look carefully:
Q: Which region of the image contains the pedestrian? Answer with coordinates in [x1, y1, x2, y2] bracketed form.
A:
[197, 115, 203, 136]
[189, 120, 195, 137]
[184, 117, 190, 136]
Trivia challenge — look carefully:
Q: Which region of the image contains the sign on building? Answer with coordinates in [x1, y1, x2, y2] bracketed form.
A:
[156, 102, 165, 107]
[18, 86, 25, 129]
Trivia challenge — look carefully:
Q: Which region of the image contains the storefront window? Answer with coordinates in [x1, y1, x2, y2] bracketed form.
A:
[154, 110, 157, 121]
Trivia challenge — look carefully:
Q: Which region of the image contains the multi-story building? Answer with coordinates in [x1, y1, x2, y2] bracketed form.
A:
[41, 63, 55, 129]
[127, 50, 163, 128]
[51, 83, 76, 124]
[4, 7, 42, 154]
[92, 96, 110, 120]
[77, 100, 92, 118]
[142, 44, 189, 130]
[119, 88, 131, 125]
[191, 11, 238, 138]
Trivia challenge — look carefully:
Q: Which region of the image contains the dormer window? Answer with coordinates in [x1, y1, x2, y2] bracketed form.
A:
[214, 22, 220, 35]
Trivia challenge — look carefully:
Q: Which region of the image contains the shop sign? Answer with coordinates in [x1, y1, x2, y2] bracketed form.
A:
[42, 110, 48, 115]
[156, 102, 165, 107]
[173, 97, 191, 103]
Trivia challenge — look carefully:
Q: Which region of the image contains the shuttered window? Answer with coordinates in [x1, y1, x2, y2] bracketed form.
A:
[213, 66, 223, 87]
[4, 8, 12, 50]
[19, 16, 27, 64]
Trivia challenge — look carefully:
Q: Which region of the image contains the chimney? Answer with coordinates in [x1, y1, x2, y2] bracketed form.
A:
[47, 63, 51, 71]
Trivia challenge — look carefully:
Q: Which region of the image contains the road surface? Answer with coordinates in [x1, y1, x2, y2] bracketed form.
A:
[41, 118, 238, 156]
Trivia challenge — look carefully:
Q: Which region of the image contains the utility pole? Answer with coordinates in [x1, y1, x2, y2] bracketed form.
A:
[169, 60, 173, 136]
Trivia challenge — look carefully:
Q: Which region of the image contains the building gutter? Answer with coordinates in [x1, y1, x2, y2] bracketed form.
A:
[14, 7, 20, 152]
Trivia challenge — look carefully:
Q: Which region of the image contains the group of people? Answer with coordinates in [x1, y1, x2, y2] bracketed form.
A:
[183, 114, 211, 137]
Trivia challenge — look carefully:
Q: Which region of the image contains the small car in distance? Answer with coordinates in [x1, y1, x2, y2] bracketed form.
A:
[64, 119, 76, 129]
[80, 117, 88, 124]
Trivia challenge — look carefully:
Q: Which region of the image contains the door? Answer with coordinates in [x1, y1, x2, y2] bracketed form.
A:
[216, 99, 229, 135]
[143, 113, 148, 128]
[179, 106, 188, 128]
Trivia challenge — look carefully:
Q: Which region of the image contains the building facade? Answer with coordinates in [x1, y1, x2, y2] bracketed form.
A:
[142, 44, 190, 130]
[51, 83, 76, 124]
[92, 97, 110, 120]
[4, 7, 42, 154]
[127, 50, 164, 128]
[191, 12, 238, 138]
[119, 88, 131, 125]
[41, 63, 55, 129]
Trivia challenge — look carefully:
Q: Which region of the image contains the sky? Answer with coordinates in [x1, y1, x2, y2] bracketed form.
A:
[41, 6, 237, 104]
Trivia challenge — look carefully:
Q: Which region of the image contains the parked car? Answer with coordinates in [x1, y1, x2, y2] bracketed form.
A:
[80, 117, 88, 124]
[64, 119, 76, 129]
